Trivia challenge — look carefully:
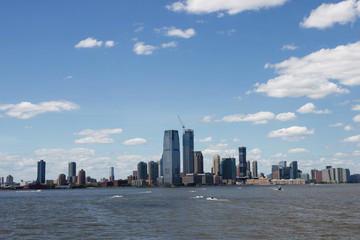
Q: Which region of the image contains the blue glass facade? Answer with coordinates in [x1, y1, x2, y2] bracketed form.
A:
[220, 157, 236, 180]
[238, 147, 247, 178]
[183, 129, 194, 174]
[163, 130, 180, 185]
[37, 160, 46, 184]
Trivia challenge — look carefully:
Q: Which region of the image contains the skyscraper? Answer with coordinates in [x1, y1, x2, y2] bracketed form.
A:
[213, 154, 220, 176]
[252, 160, 258, 178]
[163, 130, 180, 185]
[109, 167, 115, 182]
[238, 147, 247, 178]
[246, 160, 251, 177]
[37, 160, 46, 184]
[183, 129, 194, 174]
[290, 161, 298, 179]
[194, 151, 204, 174]
[148, 161, 159, 185]
[220, 157, 236, 180]
[137, 161, 148, 180]
[68, 162, 76, 183]
[57, 174, 66, 186]
[77, 169, 86, 185]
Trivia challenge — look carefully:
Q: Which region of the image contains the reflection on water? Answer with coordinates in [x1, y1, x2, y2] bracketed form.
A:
[1, 184, 360, 239]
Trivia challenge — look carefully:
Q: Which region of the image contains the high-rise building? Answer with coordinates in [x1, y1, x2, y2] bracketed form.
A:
[238, 147, 247, 178]
[6, 175, 13, 185]
[68, 162, 77, 183]
[252, 160, 258, 178]
[148, 161, 159, 185]
[77, 169, 86, 185]
[57, 174, 66, 186]
[220, 157, 236, 180]
[246, 160, 251, 178]
[163, 130, 181, 185]
[183, 129, 194, 174]
[213, 154, 220, 176]
[37, 160, 46, 184]
[278, 161, 287, 167]
[290, 161, 298, 179]
[194, 151, 204, 174]
[109, 167, 115, 182]
[0, 177, 4, 185]
[137, 162, 148, 180]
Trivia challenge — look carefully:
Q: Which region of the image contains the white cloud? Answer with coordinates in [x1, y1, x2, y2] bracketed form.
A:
[247, 148, 263, 161]
[75, 37, 103, 48]
[201, 115, 212, 122]
[232, 138, 240, 142]
[233, 96, 242, 101]
[329, 123, 344, 127]
[218, 29, 236, 36]
[202, 143, 236, 156]
[123, 138, 147, 146]
[0, 100, 79, 119]
[134, 26, 144, 32]
[352, 104, 360, 111]
[287, 148, 309, 153]
[166, 0, 288, 15]
[35, 148, 95, 158]
[345, 125, 355, 131]
[297, 103, 331, 114]
[74, 128, 123, 144]
[272, 153, 288, 158]
[156, 27, 196, 39]
[301, 0, 360, 29]
[195, 137, 213, 143]
[268, 126, 315, 141]
[341, 134, 360, 142]
[219, 111, 275, 124]
[133, 42, 158, 55]
[353, 114, 360, 122]
[64, 76, 73, 80]
[161, 41, 178, 48]
[253, 41, 360, 99]
[275, 112, 297, 121]
[105, 40, 115, 48]
[282, 44, 298, 50]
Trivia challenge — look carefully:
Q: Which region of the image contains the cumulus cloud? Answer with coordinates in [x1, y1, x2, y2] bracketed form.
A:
[275, 112, 297, 121]
[329, 123, 344, 127]
[166, 0, 288, 15]
[268, 126, 315, 141]
[253, 41, 360, 99]
[287, 148, 309, 153]
[247, 148, 263, 161]
[64, 76, 73, 80]
[282, 44, 298, 50]
[123, 138, 147, 146]
[297, 103, 331, 114]
[155, 27, 196, 39]
[133, 42, 158, 55]
[0, 100, 79, 119]
[201, 115, 212, 122]
[219, 111, 275, 124]
[301, 0, 360, 29]
[345, 125, 355, 131]
[161, 41, 178, 48]
[195, 137, 213, 143]
[352, 104, 360, 111]
[202, 143, 236, 156]
[105, 40, 115, 48]
[74, 128, 123, 144]
[353, 114, 360, 122]
[341, 134, 360, 142]
[75, 37, 103, 48]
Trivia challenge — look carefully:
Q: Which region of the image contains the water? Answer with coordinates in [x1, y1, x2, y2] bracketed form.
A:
[1, 184, 359, 239]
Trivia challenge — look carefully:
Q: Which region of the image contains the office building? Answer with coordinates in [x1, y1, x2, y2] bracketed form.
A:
[278, 161, 287, 167]
[57, 174, 66, 186]
[148, 161, 159, 185]
[221, 157, 236, 180]
[238, 147, 247, 177]
[290, 161, 298, 179]
[6, 175, 14, 185]
[162, 130, 181, 185]
[246, 160, 251, 178]
[252, 160, 258, 178]
[137, 161, 148, 180]
[0, 177, 4, 185]
[77, 169, 86, 185]
[194, 151, 204, 174]
[183, 129, 194, 174]
[37, 160, 46, 184]
[68, 162, 77, 183]
[213, 154, 220, 176]
[109, 167, 115, 182]
[311, 169, 323, 182]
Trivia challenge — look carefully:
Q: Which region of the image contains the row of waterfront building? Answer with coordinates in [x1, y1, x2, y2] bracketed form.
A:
[1, 129, 359, 188]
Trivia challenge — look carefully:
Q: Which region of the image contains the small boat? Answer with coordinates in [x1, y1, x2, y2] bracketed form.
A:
[277, 186, 282, 190]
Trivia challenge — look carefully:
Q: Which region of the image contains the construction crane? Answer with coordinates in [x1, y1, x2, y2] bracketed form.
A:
[178, 115, 185, 132]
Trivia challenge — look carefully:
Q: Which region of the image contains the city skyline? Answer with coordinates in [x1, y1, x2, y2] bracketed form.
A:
[1, 0, 360, 181]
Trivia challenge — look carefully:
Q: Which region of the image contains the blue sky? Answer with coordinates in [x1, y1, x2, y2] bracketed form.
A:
[1, 0, 360, 181]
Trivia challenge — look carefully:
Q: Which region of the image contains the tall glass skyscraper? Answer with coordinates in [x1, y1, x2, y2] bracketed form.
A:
[220, 157, 236, 180]
[183, 129, 194, 174]
[238, 147, 247, 178]
[137, 161, 148, 180]
[252, 160, 258, 178]
[213, 154, 220, 176]
[163, 130, 180, 185]
[68, 162, 76, 183]
[37, 160, 46, 184]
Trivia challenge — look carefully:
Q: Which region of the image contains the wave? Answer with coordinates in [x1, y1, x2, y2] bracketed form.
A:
[108, 195, 123, 199]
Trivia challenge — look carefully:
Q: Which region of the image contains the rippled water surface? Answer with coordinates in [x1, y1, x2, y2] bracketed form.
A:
[1, 184, 360, 239]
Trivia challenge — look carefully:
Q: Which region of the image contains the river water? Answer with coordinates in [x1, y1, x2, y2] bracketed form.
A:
[1, 184, 359, 239]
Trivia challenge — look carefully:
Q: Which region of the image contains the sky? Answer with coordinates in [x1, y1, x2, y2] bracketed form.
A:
[1, 0, 360, 182]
